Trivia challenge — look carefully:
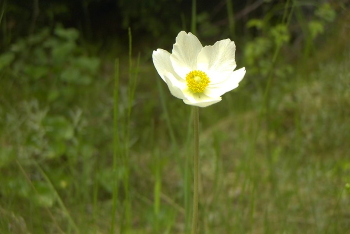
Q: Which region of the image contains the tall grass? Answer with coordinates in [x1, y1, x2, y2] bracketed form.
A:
[111, 28, 140, 233]
[111, 58, 120, 233]
[0, 2, 349, 234]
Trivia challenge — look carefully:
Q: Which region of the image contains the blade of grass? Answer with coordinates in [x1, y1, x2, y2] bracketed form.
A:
[111, 58, 120, 234]
[0, 0, 5, 25]
[33, 160, 79, 233]
[191, 0, 197, 34]
[120, 28, 140, 233]
[226, 0, 235, 37]
[16, 160, 65, 234]
[92, 169, 99, 233]
[153, 149, 161, 232]
[0, 0, 7, 46]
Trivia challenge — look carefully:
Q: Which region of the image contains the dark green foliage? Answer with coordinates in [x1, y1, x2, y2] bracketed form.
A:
[0, 0, 349, 233]
[0, 26, 102, 215]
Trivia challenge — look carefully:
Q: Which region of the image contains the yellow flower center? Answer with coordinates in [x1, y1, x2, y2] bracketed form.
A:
[185, 70, 210, 93]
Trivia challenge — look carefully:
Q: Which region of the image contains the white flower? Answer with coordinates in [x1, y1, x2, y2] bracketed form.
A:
[152, 31, 246, 108]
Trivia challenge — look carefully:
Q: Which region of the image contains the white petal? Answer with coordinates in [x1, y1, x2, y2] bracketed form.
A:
[182, 89, 222, 107]
[163, 72, 187, 100]
[152, 49, 176, 82]
[229, 67, 246, 84]
[205, 67, 246, 98]
[206, 69, 232, 86]
[197, 39, 236, 84]
[170, 31, 203, 78]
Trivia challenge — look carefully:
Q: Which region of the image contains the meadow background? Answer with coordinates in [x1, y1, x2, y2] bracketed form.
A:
[0, 0, 349, 233]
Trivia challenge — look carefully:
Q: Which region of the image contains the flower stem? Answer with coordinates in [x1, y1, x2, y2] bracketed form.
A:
[192, 106, 199, 234]
[191, 0, 197, 34]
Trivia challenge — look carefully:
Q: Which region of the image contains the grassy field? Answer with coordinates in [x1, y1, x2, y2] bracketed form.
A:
[1, 6, 350, 234]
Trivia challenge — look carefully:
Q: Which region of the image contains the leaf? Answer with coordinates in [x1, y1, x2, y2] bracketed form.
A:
[23, 65, 49, 80]
[33, 182, 56, 207]
[54, 26, 79, 41]
[59, 68, 81, 83]
[270, 24, 290, 46]
[52, 42, 76, 63]
[308, 20, 324, 39]
[247, 19, 264, 30]
[0, 52, 15, 70]
[74, 56, 100, 74]
[316, 3, 336, 22]
[43, 116, 74, 141]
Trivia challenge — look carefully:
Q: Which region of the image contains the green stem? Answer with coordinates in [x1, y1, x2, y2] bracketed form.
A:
[111, 58, 120, 234]
[191, 0, 197, 34]
[226, 0, 235, 38]
[191, 106, 199, 234]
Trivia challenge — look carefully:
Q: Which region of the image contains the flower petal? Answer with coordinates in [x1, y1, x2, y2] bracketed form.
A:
[152, 49, 177, 82]
[197, 39, 236, 84]
[170, 31, 203, 78]
[205, 67, 246, 98]
[163, 72, 187, 100]
[222, 67, 246, 85]
[182, 89, 222, 107]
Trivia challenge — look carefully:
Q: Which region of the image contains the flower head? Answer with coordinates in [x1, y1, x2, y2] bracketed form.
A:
[152, 31, 246, 107]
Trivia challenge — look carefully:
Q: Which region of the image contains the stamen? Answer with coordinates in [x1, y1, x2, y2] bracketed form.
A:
[186, 70, 210, 93]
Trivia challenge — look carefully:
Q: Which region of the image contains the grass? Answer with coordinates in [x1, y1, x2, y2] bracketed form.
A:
[1, 7, 350, 234]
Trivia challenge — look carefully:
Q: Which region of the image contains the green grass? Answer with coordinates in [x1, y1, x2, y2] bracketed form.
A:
[1, 9, 350, 234]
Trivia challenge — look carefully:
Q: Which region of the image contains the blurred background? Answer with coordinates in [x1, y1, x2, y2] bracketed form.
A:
[0, 0, 349, 233]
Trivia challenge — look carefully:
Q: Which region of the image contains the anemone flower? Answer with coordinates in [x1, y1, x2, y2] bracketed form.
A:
[152, 31, 246, 234]
[152, 31, 246, 107]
